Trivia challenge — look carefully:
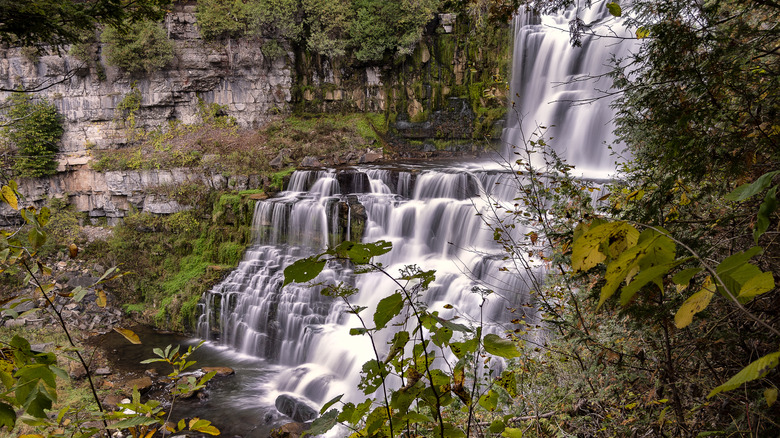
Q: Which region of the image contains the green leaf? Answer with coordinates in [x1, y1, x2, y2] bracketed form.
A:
[483, 334, 520, 359]
[111, 415, 159, 429]
[708, 351, 780, 398]
[489, 419, 506, 434]
[620, 260, 687, 305]
[754, 186, 777, 242]
[343, 240, 392, 264]
[0, 402, 16, 429]
[765, 388, 778, 407]
[502, 427, 524, 438]
[726, 170, 780, 201]
[606, 1, 622, 16]
[385, 330, 410, 363]
[672, 267, 702, 286]
[38, 207, 50, 227]
[283, 256, 326, 286]
[635, 26, 650, 39]
[717, 247, 763, 276]
[303, 409, 339, 436]
[572, 222, 638, 272]
[496, 370, 518, 397]
[28, 228, 46, 250]
[675, 276, 715, 328]
[374, 291, 404, 330]
[450, 337, 479, 359]
[737, 271, 775, 303]
[319, 394, 343, 415]
[72, 286, 87, 302]
[349, 327, 369, 336]
[478, 389, 498, 411]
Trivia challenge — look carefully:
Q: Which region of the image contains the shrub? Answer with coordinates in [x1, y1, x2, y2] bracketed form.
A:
[195, 0, 261, 40]
[1, 92, 63, 178]
[101, 20, 174, 73]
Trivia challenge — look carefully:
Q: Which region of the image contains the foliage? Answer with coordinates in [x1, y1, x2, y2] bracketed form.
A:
[1, 92, 63, 178]
[194, 0, 440, 60]
[106, 190, 255, 330]
[0, 0, 170, 52]
[349, 0, 442, 62]
[284, 240, 523, 437]
[101, 19, 175, 73]
[195, 0, 261, 40]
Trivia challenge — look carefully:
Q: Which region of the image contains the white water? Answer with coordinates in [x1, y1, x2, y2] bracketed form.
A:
[503, 4, 636, 179]
[196, 0, 636, 429]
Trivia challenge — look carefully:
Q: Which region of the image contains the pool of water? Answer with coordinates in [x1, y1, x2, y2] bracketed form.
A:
[92, 326, 286, 437]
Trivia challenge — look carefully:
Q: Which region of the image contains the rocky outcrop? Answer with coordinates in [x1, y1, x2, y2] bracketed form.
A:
[0, 168, 262, 225]
[0, 2, 293, 159]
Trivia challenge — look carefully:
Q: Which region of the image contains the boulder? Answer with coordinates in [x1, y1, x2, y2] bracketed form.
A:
[275, 394, 318, 423]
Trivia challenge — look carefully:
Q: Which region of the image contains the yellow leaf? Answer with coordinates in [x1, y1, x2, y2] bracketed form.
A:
[766, 388, 778, 407]
[68, 243, 78, 259]
[143, 428, 157, 438]
[1, 185, 18, 210]
[114, 327, 142, 344]
[674, 276, 715, 328]
[96, 290, 107, 308]
[636, 27, 650, 39]
[19, 435, 45, 438]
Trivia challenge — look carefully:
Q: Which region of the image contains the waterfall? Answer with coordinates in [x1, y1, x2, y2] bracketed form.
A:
[503, 3, 636, 178]
[198, 168, 536, 408]
[195, 0, 635, 428]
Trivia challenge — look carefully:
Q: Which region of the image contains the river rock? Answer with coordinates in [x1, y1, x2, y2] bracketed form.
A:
[274, 394, 318, 423]
[69, 361, 88, 379]
[123, 376, 154, 392]
[270, 422, 305, 438]
[102, 394, 126, 411]
[202, 366, 235, 377]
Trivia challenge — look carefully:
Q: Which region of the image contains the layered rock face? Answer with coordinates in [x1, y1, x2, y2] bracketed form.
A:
[0, 2, 293, 160]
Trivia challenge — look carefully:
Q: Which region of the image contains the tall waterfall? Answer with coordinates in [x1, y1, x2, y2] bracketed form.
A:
[196, 0, 636, 426]
[503, 4, 636, 178]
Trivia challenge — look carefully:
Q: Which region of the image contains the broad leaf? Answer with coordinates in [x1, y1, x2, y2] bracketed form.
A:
[303, 409, 339, 436]
[636, 27, 650, 39]
[96, 290, 107, 308]
[489, 419, 506, 433]
[708, 351, 780, 398]
[717, 247, 763, 276]
[754, 186, 777, 242]
[374, 292, 404, 330]
[283, 256, 326, 286]
[621, 260, 687, 305]
[112, 415, 159, 428]
[737, 271, 775, 303]
[606, 1, 622, 16]
[0, 402, 16, 429]
[674, 277, 715, 328]
[502, 427, 524, 438]
[672, 267, 702, 286]
[114, 327, 142, 344]
[483, 334, 520, 359]
[344, 240, 392, 264]
[766, 388, 778, 407]
[726, 170, 780, 201]
[1, 185, 18, 210]
[319, 394, 343, 415]
[478, 389, 498, 411]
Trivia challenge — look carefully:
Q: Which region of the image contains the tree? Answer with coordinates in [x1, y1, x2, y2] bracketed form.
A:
[1, 92, 63, 178]
[101, 19, 175, 73]
[0, 0, 171, 52]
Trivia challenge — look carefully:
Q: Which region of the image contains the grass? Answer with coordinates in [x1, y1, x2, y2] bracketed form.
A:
[91, 112, 388, 175]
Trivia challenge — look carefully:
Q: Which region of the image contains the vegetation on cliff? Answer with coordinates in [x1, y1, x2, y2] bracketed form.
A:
[0, 92, 63, 178]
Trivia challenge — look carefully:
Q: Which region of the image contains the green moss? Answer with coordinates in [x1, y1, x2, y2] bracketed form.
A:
[271, 167, 295, 191]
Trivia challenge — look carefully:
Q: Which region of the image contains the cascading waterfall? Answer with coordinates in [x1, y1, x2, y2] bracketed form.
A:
[195, 0, 636, 430]
[503, 3, 636, 178]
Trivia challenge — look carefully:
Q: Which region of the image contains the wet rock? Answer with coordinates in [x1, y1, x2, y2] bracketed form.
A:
[270, 422, 305, 438]
[202, 366, 235, 377]
[275, 394, 318, 423]
[95, 367, 112, 375]
[124, 376, 154, 392]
